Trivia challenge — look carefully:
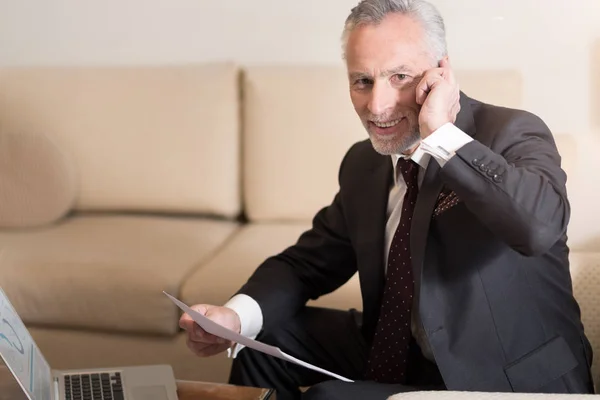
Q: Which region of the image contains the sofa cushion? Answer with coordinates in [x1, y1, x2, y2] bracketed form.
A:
[242, 66, 366, 223]
[0, 63, 241, 218]
[454, 70, 522, 109]
[242, 66, 523, 223]
[0, 215, 239, 335]
[181, 223, 362, 311]
[569, 252, 600, 388]
[0, 130, 76, 228]
[388, 392, 597, 400]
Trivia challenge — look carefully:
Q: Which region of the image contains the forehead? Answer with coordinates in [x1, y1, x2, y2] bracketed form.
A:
[345, 13, 431, 73]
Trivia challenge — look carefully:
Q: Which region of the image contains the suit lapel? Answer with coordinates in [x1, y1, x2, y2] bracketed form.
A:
[357, 156, 393, 327]
[410, 93, 477, 299]
[411, 159, 443, 296]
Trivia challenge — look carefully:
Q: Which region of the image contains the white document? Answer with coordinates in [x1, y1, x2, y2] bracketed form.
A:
[163, 292, 354, 383]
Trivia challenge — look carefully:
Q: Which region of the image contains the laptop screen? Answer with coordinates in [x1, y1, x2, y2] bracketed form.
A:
[0, 288, 53, 400]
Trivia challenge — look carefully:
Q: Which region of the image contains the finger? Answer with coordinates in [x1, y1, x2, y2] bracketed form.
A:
[439, 58, 457, 85]
[186, 338, 230, 358]
[451, 100, 461, 122]
[178, 313, 196, 332]
[451, 103, 460, 122]
[415, 71, 444, 105]
[445, 67, 457, 86]
[178, 306, 227, 344]
[186, 337, 212, 354]
[453, 87, 461, 106]
[179, 304, 208, 331]
[189, 325, 227, 344]
[187, 337, 231, 353]
[190, 304, 208, 315]
[198, 344, 232, 357]
[179, 316, 213, 342]
[415, 72, 434, 105]
[439, 57, 450, 69]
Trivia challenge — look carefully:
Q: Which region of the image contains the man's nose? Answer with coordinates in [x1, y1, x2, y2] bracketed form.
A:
[367, 81, 398, 116]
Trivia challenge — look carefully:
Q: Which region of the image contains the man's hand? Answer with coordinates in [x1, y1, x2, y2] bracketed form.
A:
[416, 58, 461, 138]
[179, 304, 241, 357]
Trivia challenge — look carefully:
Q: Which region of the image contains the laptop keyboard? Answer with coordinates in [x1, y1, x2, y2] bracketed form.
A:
[64, 372, 124, 400]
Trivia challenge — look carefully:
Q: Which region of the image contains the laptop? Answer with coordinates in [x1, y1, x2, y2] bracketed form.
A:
[0, 286, 178, 400]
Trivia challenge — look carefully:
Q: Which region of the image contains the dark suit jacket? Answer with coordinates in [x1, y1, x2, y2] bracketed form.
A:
[236, 94, 595, 393]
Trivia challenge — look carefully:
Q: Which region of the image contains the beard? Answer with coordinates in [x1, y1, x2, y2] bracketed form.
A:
[365, 110, 421, 156]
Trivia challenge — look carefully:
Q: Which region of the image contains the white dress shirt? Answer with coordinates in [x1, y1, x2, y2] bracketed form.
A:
[224, 122, 473, 361]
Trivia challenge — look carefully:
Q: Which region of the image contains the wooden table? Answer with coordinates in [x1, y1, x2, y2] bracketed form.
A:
[177, 380, 274, 400]
[0, 367, 274, 400]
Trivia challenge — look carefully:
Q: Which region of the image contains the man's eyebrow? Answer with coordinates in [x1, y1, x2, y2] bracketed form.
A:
[349, 71, 371, 81]
[349, 65, 414, 81]
[384, 65, 413, 76]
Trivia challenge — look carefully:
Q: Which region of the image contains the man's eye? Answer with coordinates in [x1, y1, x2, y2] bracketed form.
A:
[355, 78, 373, 87]
[393, 74, 408, 81]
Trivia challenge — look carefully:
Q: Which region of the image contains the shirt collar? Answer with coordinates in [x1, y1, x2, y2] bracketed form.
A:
[391, 142, 430, 186]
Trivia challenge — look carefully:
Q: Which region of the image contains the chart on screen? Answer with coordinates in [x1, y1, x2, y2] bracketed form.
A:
[0, 289, 53, 400]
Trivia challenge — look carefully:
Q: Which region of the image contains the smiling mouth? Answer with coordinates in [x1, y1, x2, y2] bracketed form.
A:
[371, 118, 403, 128]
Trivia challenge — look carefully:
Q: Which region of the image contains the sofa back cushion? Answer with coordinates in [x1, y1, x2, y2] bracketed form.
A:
[0, 130, 76, 228]
[0, 63, 241, 218]
[243, 66, 365, 222]
[243, 66, 523, 222]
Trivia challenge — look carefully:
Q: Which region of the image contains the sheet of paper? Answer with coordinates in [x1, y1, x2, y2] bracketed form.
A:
[163, 292, 353, 383]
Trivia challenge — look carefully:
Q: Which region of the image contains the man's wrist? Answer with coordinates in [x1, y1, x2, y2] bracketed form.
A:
[223, 294, 263, 339]
[419, 123, 473, 166]
[223, 294, 263, 359]
[420, 119, 450, 139]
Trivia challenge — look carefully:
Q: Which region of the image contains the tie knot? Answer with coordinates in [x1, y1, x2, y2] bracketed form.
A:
[397, 158, 419, 185]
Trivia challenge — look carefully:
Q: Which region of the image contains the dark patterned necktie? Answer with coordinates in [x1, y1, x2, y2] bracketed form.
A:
[366, 158, 419, 384]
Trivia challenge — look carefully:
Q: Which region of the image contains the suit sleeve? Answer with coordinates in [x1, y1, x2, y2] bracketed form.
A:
[439, 112, 569, 257]
[234, 147, 358, 332]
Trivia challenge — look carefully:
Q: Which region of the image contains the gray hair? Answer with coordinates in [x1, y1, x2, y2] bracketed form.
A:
[342, 0, 448, 62]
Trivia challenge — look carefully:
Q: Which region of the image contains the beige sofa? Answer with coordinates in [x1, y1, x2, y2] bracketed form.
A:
[0, 63, 598, 393]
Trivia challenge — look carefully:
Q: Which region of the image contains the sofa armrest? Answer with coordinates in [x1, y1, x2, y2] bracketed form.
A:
[388, 392, 596, 400]
[569, 251, 600, 390]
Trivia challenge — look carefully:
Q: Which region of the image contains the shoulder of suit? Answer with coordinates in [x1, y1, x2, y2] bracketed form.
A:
[469, 96, 550, 131]
[469, 99, 544, 127]
[334, 139, 390, 185]
[343, 139, 387, 165]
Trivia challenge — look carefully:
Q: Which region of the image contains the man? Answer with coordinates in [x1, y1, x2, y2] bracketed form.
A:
[179, 0, 594, 399]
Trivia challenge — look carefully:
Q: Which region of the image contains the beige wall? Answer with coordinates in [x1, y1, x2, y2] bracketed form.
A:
[0, 0, 598, 136]
[593, 40, 600, 131]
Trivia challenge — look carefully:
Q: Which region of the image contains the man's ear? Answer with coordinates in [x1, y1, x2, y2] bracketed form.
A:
[438, 55, 450, 67]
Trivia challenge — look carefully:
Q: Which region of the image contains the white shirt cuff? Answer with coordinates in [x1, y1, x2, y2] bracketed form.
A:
[419, 122, 473, 166]
[223, 294, 263, 358]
